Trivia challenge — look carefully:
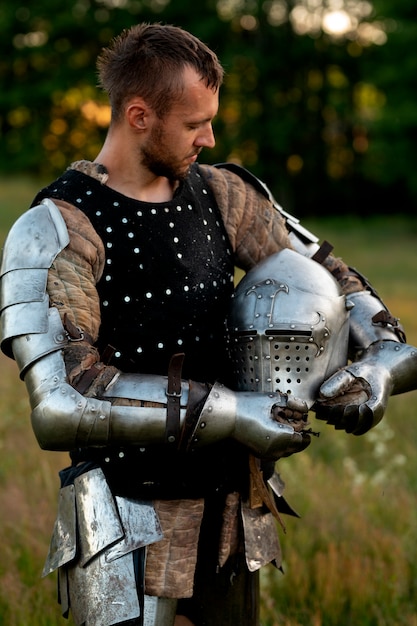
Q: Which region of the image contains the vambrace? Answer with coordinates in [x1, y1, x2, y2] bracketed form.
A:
[4, 301, 308, 458]
[19, 340, 308, 458]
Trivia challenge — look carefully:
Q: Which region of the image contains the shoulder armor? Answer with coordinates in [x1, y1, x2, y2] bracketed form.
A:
[0, 198, 69, 274]
[0, 199, 69, 358]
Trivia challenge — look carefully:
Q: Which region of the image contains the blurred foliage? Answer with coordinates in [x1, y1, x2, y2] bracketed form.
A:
[0, 0, 416, 216]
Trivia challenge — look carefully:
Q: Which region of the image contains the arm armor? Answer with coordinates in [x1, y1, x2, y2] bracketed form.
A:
[214, 164, 417, 434]
[0, 200, 306, 458]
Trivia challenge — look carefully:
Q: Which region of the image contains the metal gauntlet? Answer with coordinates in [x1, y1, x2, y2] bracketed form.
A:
[187, 382, 308, 459]
[316, 289, 417, 434]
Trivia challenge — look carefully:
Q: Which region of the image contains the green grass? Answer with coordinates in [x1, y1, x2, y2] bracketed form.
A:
[1, 175, 417, 625]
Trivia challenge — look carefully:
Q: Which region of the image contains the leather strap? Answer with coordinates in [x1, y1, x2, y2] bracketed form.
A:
[248, 454, 286, 532]
[178, 380, 210, 452]
[311, 240, 334, 264]
[166, 353, 185, 445]
[74, 364, 104, 395]
[63, 313, 94, 345]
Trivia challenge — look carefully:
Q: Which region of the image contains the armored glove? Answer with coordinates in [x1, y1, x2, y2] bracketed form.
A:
[314, 292, 417, 435]
[163, 381, 311, 460]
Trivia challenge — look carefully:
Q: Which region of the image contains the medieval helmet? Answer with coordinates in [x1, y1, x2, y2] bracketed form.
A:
[227, 248, 351, 408]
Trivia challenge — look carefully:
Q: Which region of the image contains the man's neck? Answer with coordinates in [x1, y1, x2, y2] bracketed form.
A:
[94, 144, 179, 203]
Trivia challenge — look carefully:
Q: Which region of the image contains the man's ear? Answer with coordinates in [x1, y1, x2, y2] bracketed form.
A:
[126, 98, 151, 131]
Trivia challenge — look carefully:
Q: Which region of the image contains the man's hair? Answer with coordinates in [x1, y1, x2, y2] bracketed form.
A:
[97, 23, 224, 122]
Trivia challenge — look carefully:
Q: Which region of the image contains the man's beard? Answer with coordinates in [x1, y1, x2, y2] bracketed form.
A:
[140, 124, 193, 182]
[142, 149, 190, 182]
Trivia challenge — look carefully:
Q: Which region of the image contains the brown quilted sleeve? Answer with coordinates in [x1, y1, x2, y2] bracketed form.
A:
[47, 199, 104, 340]
[45, 199, 114, 387]
[200, 165, 364, 294]
[199, 164, 292, 271]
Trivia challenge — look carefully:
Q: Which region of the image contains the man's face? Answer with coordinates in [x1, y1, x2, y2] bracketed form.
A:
[140, 66, 219, 181]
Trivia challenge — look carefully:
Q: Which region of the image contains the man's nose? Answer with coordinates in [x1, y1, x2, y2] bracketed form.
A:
[196, 124, 215, 149]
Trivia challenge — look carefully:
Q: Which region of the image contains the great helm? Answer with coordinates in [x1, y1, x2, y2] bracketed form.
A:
[227, 249, 351, 408]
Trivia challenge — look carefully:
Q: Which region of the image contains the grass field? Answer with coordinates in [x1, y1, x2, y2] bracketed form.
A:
[1, 176, 417, 625]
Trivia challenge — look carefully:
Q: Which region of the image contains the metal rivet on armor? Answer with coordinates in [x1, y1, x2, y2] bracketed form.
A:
[257, 294, 262, 299]
[214, 392, 220, 398]
[56, 333, 65, 342]
[265, 355, 270, 360]
[140, 447, 146, 452]
[267, 378, 272, 382]
[53, 376, 59, 383]
[119, 451, 125, 458]
[395, 346, 400, 351]
[207, 406, 213, 412]
[104, 457, 110, 463]
[200, 422, 206, 429]
[309, 337, 313, 342]
[60, 387, 66, 394]
[168, 435, 176, 443]
[255, 313, 260, 318]
[290, 324, 295, 329]
[290, 337, 295, 341]
[99, 414, 106, 421]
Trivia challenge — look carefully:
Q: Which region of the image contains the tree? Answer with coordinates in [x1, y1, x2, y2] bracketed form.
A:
[0, 0, 414, 216]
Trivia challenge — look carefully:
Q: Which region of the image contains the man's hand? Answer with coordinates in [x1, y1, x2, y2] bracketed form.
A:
[271, 396, 312, 457]
[314, 369, 373, 434]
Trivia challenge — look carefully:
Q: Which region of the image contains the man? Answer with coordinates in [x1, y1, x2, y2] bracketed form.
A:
[1, 23, 416, 626]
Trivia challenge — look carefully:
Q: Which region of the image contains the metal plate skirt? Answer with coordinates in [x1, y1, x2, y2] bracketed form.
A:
[43, 467, 164, 626]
